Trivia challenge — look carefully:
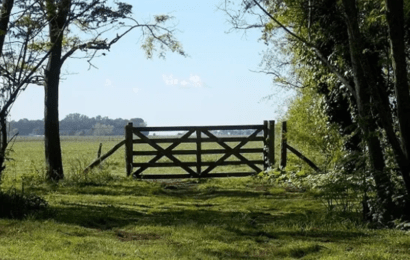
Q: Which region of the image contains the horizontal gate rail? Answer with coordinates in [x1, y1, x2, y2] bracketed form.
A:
[125, 121, 275, 179]
[132, 136, 265, 143]
[132, 161, 265, 168]
[137, 125, 264, 131]
[136, 172, 255, 180]
[132, 148, 263, 156]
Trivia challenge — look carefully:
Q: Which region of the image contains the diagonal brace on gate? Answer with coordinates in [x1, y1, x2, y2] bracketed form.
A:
[200, 129, 263, 175]
[132, 130, 198, 176]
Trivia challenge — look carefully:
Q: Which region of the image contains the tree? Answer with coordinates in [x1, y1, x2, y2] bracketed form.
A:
[28, 0, 185, 181]
[0, 0, 17, 178]
[222, 0, 410, 221]
[92, 123, 113, 136]
[0, 0, 56, 178]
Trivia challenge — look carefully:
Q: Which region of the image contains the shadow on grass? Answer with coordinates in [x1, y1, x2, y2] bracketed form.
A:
[200, 243, 326, 260]
[19, 178, 374, 259]
[46, 202, 368, 243]
[22, 175, 299, 199]
[27, 182, 294, 200]
[226, 226, 367, 243]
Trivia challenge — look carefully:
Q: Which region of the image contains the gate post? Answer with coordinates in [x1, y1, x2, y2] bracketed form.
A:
[280, 121, 287, 169]
[263, 121, 268, 170]
[125, 122, 133, 176]
[196, 130, 202, 175]
[263, 120, 275, 170]
[268, 120, 275, 166]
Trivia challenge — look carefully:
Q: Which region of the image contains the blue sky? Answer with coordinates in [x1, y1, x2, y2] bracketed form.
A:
[10, 0, 293, 127]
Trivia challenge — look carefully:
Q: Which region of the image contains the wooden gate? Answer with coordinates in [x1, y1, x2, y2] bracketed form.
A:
[125, 121, 275, 179]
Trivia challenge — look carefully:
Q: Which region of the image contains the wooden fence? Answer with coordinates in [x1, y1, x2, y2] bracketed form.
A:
[125, 121, 275, 179]
[279, 121, 320, 172]
[82, 120, 320, 177]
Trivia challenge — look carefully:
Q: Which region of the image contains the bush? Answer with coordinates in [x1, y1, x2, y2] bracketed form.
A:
[61, 157, 118, 187]
[0, 189, 48, 219]
[284, 88, 345, 172]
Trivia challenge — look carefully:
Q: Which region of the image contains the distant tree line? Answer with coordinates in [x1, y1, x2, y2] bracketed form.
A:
[212, 130, 260, 136]
[8, 113, 148, 136]
[174, 130, 260, 136]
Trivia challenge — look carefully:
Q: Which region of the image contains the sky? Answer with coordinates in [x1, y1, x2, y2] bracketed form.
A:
[10, 0, 293, 127]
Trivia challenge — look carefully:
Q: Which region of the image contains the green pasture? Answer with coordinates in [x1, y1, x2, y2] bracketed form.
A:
[5, 135, 268, 179]
[0, 137, 410, 259]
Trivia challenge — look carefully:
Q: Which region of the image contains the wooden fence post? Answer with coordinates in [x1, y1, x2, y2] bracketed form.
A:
[97, 143, 103, 158]
[268, 120, 275, 167]
[263, 120, 275, 171]
[263, 120, 268, 171]
[196, 130, 201, 175]
[83, 140, 125, 173]
[125, 122, 133, 176]
[280, 121, 287, 169]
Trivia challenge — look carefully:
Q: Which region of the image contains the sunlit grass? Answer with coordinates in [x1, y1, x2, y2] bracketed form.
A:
[4, 135, 266, 179]
[0, 137, 410, 259]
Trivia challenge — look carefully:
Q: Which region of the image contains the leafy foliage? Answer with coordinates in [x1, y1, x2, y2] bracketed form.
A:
[285, 87, 345, 171]
[223, 0, 410, 223]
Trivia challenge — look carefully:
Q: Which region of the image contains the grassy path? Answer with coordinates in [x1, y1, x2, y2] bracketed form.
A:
[1, 177, 410, 259]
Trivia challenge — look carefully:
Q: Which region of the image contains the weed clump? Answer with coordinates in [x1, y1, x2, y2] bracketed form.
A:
[0, 189, 48, 219]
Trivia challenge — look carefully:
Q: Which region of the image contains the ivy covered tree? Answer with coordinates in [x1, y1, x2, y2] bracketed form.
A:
[222, 0, 410, 222]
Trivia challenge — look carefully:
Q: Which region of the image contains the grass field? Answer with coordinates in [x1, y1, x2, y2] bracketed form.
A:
[1, 137, 410, 259]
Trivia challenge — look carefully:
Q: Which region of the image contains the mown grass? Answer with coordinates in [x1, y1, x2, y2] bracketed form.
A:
[0, 137, 410, 259]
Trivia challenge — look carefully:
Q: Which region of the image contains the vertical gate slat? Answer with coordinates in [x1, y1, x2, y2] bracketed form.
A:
[263, 121, 268, 171]
[125, 122, 133, 176]
[280, 121, 287, 169]
[268, 120, 275, 167]
[196, 130, 201, 175]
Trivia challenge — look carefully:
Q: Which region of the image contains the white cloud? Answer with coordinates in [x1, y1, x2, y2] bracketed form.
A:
[162, 74, 179, 86]
[104, 79, 114, 87]
[189, 74, 203, 87]
[133, 88, 140, 94]
[162, 74, 205, 88]
[180, 80, 189, 87]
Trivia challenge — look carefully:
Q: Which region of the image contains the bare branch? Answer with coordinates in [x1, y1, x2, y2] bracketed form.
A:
[251, 69, 305, 89]
[249, 0, 357, 100]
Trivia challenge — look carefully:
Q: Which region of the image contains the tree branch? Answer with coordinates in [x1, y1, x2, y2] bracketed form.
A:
[251, 0, 357, 100]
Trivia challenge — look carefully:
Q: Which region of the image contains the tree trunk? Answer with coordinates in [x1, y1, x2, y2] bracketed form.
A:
[342, 0, 396, 217]
[346, 0, 410, 196]
[0, 117, 7, 178]
[0, 0, 15, 179]
[44, 0, 71, 181]
[44, 56, 63, 181]
[384, 0, 410, 183]
[0, 0, 14, 58]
